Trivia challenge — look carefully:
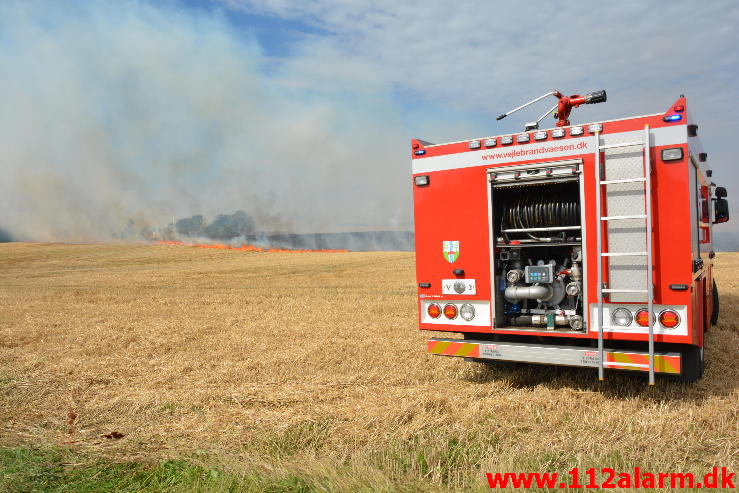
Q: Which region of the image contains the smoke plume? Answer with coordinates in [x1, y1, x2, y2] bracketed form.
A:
[112, 210, 413, 251]
[0, 1, 413, 242]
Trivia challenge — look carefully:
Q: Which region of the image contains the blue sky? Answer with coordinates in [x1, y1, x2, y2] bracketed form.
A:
[0, 0, 738, 241]
[182, 0, 326, 57]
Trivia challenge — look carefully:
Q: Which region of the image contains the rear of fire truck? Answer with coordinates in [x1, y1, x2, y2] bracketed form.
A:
[411, 91, 729, 383]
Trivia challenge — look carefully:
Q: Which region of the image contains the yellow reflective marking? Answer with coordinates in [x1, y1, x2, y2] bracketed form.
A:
[654, 356, 679, 374]
[457, 343, 477, 357]
[430, 341, 452, 354]
[609, 352, 633, 364]
[611, 352, 680, 374]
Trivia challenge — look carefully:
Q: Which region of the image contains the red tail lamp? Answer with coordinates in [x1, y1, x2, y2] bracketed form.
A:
[427, 303, 441, 319]
[635, 309, 652, 327]
[443, 303, 458, 320]
[659, 310, 680, 329]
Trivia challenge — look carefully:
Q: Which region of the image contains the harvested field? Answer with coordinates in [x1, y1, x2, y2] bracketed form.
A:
[0, 243, 737, 491]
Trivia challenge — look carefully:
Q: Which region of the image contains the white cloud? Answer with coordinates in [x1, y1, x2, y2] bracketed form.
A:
[221, 1, 738, 114]
[221, 0, 739, 234]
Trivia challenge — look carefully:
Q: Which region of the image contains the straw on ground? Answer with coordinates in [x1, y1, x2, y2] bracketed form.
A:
[0, 243, 736, 490]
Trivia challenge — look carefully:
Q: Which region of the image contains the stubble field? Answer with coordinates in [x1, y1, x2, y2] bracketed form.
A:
[0, 243, 737, 491]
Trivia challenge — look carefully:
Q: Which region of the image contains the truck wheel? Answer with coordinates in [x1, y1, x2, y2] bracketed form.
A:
[710, 280, 719, 326]
[678, 346, 704, 383]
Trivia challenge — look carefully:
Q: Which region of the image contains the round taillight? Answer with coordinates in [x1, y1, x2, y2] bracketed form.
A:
[427, 303, 441, 319]
[459, 303, 475, 321]
[659, 309, 680, 329]
[611, 307, 633, 326]
[635, 309, 652, 327]
[443, 304, 458, 320]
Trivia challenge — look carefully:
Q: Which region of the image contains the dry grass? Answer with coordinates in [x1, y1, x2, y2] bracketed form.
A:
[0, 243, 737, 490]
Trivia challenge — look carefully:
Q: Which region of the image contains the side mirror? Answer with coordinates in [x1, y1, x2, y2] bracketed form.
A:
[715, 186, 727, 198]
[714, 198, 729, 224]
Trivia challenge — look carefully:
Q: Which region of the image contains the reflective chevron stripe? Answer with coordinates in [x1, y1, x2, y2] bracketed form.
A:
[606, 352, 681, 374]
[427, 340, 480, 358]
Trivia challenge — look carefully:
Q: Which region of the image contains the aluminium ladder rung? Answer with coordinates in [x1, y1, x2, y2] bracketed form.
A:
[600, 251, 647, 257]
[600, 214, 647, 221]
[600, 178, 647, 185]
[599, 141, 644, 150]
[602, 288, 648, 293]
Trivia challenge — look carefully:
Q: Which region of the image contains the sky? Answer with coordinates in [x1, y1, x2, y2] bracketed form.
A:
[1, 0, 738, 242]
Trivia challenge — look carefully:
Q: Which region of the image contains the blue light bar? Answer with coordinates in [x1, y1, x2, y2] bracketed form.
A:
[414, 149, 426, 155]
[663, 114, 682, 122]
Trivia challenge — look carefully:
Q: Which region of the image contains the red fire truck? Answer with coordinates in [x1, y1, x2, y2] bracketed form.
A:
[411, 91, 729, 383]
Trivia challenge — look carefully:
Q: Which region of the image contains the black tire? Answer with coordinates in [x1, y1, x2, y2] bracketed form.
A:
[710, 280, 719, 326]
[677, 345, 704, 383]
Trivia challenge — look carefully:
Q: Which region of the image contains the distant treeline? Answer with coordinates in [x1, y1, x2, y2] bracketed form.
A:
[174, 211, 255, 239]
[0, 227, 13, 242]
[116, 211, 415, 251]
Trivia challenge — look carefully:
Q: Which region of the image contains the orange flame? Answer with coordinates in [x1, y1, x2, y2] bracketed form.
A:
[155, 240, 348, 253]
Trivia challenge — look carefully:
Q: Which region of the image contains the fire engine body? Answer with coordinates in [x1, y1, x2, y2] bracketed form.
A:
[411, 95, 728, 383]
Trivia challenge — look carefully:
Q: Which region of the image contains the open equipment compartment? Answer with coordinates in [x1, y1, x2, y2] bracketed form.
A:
[489, 159, 586, 332]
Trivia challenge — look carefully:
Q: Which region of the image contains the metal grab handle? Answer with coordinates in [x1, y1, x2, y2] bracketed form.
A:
[497, 91, 557, 120]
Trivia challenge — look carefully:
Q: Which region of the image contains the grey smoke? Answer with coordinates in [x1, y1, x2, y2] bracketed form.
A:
[0, 1, 416, 243]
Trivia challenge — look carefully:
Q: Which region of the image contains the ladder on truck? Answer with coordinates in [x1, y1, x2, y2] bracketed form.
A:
[595, 125, 656, 384]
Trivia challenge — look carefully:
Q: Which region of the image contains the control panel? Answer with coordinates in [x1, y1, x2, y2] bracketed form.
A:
[525, 264, 554, 284]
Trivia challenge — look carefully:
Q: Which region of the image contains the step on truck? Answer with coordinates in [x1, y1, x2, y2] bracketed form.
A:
[411, 90, 730, 383]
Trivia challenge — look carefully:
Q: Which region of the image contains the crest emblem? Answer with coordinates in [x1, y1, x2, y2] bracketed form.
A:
[442, 241, 460, 263]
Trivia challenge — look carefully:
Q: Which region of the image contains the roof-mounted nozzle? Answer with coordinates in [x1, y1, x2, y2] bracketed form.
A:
[497, 90, 607, 130]
[584, 90, 607, 104]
